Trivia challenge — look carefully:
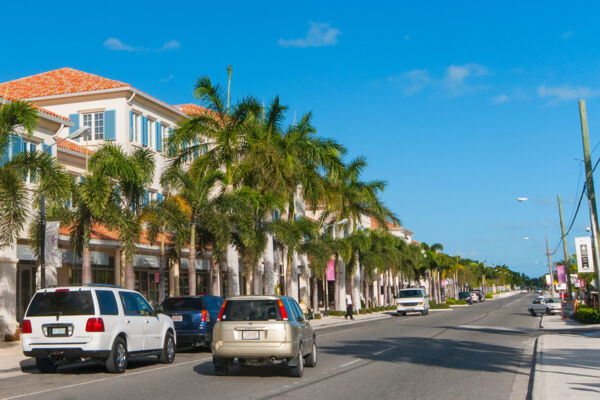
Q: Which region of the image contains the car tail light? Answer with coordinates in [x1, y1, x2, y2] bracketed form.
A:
[201, 310, 210, 323]
[217, 301, 227, 321]
[22, 320, 32, 334]
[277, 299, 288, 321]
[55, 289, 69, 292]
[85, 318, 105, 332]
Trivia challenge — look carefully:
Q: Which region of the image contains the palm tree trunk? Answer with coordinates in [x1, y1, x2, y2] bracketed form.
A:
[291, 251, 299, 300]
[337, 258, 346, 310]
[188, 223, 197, 295]
[158, 240, 166, 305]
[226, 244, 240, 297]
[210, 256, 220, 296]
[263, 232, 275, 295]
[82, 246, 92, 285]
[245, 271, 252, 295]
[253, 266, 262, 295]
[125, 260, 134, 290]
[312, 277, 318, 313]
[376, 270, 381, 307]
[383, 270, 388, 305]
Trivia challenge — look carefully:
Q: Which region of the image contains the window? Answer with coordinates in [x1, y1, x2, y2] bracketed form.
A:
[82, 112, 104, 141]
[148, 119, 154, 149]
[119, 292, 140, 316]
[221, 300, 282, 321]
[23, 141, 37, 183]
[96, 290, 119, 315]
[133, 113, 141, 143]
[26, 291, 94, 316]
[162, 125, 170, 152]
[132, 292, 154, 315]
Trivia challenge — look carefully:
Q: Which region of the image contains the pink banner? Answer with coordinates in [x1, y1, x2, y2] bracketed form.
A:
[326, 260, 335, 281]
[557, 265, 566, 284]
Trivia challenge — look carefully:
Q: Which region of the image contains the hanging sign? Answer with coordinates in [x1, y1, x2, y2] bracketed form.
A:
[326, 260, 335, 281]
[575, 236, 595, 273]
[556, 265, 566, 283]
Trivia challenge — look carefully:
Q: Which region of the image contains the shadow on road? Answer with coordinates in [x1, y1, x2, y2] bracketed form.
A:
[193, 360, 291, 377]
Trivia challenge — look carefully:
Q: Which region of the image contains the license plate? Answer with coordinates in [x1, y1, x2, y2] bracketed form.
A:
[172, 315, 183, 322]
[242, 330, 259, 340]
[51, 327, 66, 336]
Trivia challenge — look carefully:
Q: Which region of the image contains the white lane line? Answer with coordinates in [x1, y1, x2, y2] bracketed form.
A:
[373, 346, 395, 356]
[318, 327, 361, 338]
[457, 325, 522, 332]
[340, 359, 360, 368]
[0, 357, 211, 400]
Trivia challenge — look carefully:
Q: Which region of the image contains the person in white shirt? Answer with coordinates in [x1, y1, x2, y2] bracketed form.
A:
[345, 290, 354, 320]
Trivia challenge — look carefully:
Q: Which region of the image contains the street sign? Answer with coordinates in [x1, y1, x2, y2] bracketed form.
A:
[575, 236, 595, 273]
[557, 265, 567, 283]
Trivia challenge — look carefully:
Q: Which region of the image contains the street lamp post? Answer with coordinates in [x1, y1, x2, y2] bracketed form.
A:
[38, 126, 88, 288]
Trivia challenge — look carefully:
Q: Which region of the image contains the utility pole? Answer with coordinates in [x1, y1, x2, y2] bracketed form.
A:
[578, 100, 600, 312]
[40, 195, 46, 289]
[557, 195, 573, 298]
[226, 65, 232, 115]
[545, 235, 555, 296]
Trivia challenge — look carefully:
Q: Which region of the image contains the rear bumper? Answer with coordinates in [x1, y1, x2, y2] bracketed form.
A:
[211, 341, 298, 359]
[176, 332, 213, 347]
[396, 305, 425, 312]
[24, 348, 110, 359]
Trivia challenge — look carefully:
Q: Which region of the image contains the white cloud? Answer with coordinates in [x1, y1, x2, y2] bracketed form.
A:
[538, 84, 599, 103]
[562, 30, 574, 39]
[104, 38, 136, 51]
[390, 69, 431, 95]
[442, 63, 489, 95]
[278, 23, 341, 48]
[161, 40, 181, 51]
[492, 94, 509, 104]
[159, 74, 174, 83]
[104, 38, 181, 52]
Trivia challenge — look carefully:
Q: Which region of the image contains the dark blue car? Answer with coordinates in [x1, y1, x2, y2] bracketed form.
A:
[161, 296, 224, 348]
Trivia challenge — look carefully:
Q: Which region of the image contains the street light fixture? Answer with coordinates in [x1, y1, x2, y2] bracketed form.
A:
[39, 126, 89, 288]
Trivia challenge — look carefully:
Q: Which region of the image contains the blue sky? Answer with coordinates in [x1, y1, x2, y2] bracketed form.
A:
[3, 1, 600, 277]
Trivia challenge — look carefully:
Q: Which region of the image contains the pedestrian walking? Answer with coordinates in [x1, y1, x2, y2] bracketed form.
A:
[345, 290, 354, 320]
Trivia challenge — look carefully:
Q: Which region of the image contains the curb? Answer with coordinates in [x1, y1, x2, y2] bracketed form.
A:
[429, 308, 453, 312]
[531, 335, 544, 400]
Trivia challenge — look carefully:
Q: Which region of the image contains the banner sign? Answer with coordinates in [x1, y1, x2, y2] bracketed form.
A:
[326, 260, 335, 281]
[45, 221, 62, 268]
[545, 274, 552, 287]
[557, 265, 566, 283]
[575, 236, 595, 273]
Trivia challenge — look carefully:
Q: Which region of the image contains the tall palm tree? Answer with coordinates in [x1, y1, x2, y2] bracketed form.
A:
[89, 144, 155, 290]
[142, 196, 187, 304]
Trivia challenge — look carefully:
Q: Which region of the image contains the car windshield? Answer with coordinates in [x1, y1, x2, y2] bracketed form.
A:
[26, 291, 94, 317]
[162, 297, 204, 311]
[221, 300, 282, 321]
[544, 298, 559, 303]
[397, 290, 423, 298]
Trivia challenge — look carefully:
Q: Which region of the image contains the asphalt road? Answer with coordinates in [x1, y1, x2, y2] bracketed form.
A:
[0, 293, 540, 400]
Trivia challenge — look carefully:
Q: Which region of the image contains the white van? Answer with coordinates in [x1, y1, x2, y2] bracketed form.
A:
[395, 288, 429, 316]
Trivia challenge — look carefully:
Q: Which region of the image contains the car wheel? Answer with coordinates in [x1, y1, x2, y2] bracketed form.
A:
[401, 311, 406, 316]
[105, 337, 128, 373]
[213, 357, 232, 376]
[158, 332, 176, 364]
[305, 341, 317, 368]
[529, 309, 537, 316]
[290, 348, 304, 378]
[421, 310, 426, 316]
[546, 308, 552, 316]
[35, 357, 58, 373]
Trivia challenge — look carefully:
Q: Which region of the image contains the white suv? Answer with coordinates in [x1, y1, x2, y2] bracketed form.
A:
[21, 285, 176, 373]
[395, 288, 429, 316]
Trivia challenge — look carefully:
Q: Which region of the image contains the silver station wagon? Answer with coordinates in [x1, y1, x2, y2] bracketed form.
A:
[211, 295, 317, 377]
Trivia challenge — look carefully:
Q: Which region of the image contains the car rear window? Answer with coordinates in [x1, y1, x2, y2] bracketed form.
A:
[221, 300, 282, 321]
[26, 291, 94, 317]
[397, 290, 423, 298]
[163, 297, 204, 311]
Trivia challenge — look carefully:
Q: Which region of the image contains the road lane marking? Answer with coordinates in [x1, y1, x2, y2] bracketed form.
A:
[457, 325, 525, 333]
[373, 346, 395, 355]
[340, 359, 361, 368]
[0, 357, 211, 400]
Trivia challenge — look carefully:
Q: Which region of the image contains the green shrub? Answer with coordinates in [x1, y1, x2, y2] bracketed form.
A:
[314, 313, 322, 319]
[446, 298, 457, 305]
[485, 293, 493, 299]
[429, 302, 450, 309]
[456, 299, 467, 305]
[575, 306, 600, 324]
[367, 308, 373, 313]
[359, 308, 367, 314]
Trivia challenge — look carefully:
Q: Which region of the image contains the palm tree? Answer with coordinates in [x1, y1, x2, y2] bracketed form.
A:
[142, 196, 187, 304]
[89, 144, 155, 290]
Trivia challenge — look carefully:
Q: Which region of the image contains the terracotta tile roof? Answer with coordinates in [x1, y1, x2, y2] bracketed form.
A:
[0, 94, 70, 122]
[173, 103, 212, 116]
[411, 239, 421, 245]
[369, 216, 406, 230]
[0, 68, 129, 99]
[59, 222, 172, 246]
[56, 137, 95, 156]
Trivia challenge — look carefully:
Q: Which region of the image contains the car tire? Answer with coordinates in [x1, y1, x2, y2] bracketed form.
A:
[158, 332, 176, 364]
[35, 357, 58, 373]
[305, 341, 317, 368]
[421, 310, 426, 316]
[290, 348, 304, 378]
[213, 357, 232, 376]
[546, 308, 552, 316]
[529, 309, 537, 316]
[401, 311, 406, 316]
[105, 337, 128, 373]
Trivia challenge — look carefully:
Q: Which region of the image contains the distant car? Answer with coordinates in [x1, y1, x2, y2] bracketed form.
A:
[212, 295, 316, 377]
[527, 297, 562, 316]
[458, 292, 473, 304]
[395, 288, 429, 316]
[21, 285, 176, 373]
[470, 290, 485, 302]
[161, 295, 224, 349]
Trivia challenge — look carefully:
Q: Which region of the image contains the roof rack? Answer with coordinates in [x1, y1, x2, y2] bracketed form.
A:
[86, 283, 123, 288]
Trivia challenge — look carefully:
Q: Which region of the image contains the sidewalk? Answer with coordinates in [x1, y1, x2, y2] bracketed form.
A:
[0, 341, 33, 374]
[533, 315, 600, 399]
[309, 310, 393, 330]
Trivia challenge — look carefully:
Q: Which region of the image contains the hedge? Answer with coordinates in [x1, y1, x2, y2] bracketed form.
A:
[574, 306, 600, 324]
[485, 293, 493, 299]
[430, 302, 450, 309]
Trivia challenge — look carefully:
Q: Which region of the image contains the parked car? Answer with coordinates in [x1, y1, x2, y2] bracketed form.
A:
[161, 295, 224, 348]
[21, 285, 176, 373]
[395, 288, 429, 316]
[458, 291, 473, 304]
[470, 289, 485, 302]
[211, 295, 316, 377]
[528, 297, 562, 316]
